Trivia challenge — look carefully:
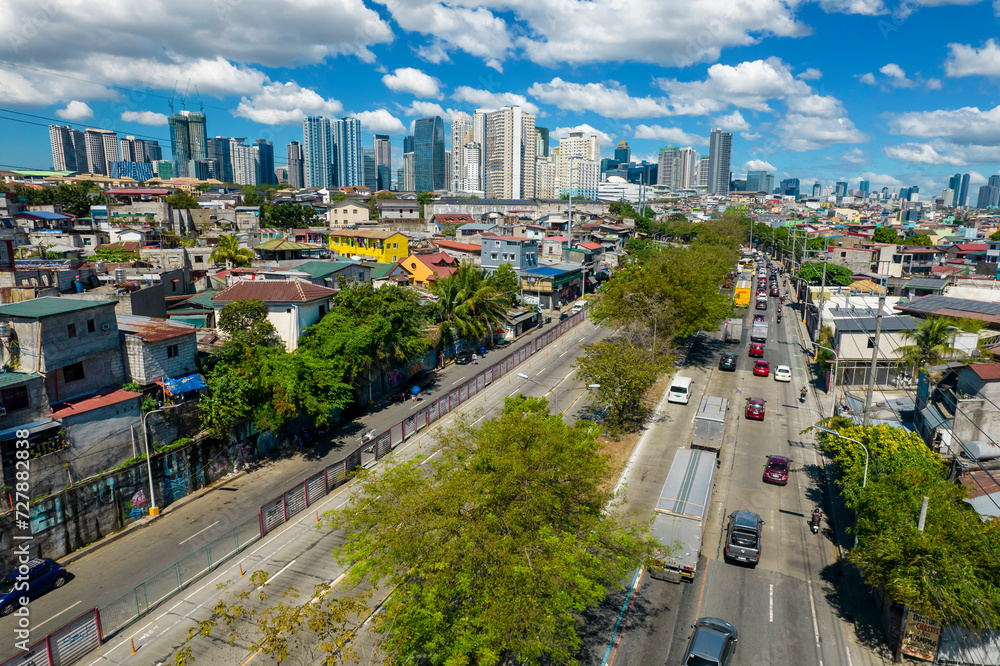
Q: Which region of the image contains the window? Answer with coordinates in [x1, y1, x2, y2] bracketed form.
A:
[83, 238, 91, 246]
[1, 386, 29, 411]
[63, 362, 85, 383]
[195, 256, 204, 264]
[167, 344, 179, 358]
[87, 319, 96, 333]
[491, 252, 498, 261]
[66, 323, 76, 338]
[393, 243, 398, 249]
[319, 305, 327, 317]
[393, 255, 398, 262]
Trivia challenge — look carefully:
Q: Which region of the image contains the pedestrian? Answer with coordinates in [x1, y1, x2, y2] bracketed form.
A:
[480, 346, 486, 357]
[472, 352, 477, 365]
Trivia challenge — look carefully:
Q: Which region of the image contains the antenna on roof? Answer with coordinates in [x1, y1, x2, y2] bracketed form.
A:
[195, 84, 204, 113]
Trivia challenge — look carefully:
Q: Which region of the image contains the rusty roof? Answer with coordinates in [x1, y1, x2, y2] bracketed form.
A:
[967, 364, 1000, 382]
[430, 239, 481, 252]
[211, 279, 338, 304]
[49, 388, 141, 419]
[117, 314, 197, 342]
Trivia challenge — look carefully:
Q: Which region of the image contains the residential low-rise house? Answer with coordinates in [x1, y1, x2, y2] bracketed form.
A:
[11, 211, 73, 232]
[480, 235, 539, 275]
[289, 228, 326, 245]
[428, 239, 481, 266]
[432, 214, 478, 234]
[94, 240, 141, 261]
[362, 261, 410, 288]
[520, 264, 583, 310]
[452, 222, 498, 240]
[211, 279, 337, 351]
[291, 260, 370, 288]
[899, 246, 945, 275]
[400, 252, 459, 288]
[829, 315, 917, 386]
[376, 199, 421, 222]
[327, 200, 370, 228]
[827, 246, 876, 274]
[166, 292, 217, 329]
[253, 239, 325, 262]
[117, 315, 198, 387]
[915, 363, 1000, 457]
[328, 229, 408, 263]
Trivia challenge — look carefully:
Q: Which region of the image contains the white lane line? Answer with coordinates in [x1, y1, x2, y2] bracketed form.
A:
[257, 560, 295, 590]
[178, 521, 220, 545]
[559, 350, 568, 357]
[421, 450, 441, 465]
[807, 578, 823, 664]
[769, 583, 774, 622]
[452, 377, 465, 385]
[845, 646, 854, 666]
[34, 601, 81, 631]
[507, 389, 520, 397]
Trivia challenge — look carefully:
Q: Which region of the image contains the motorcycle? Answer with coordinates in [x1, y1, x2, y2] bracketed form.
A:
[810, 510, 823, 534]
[800, 387, 808, 403]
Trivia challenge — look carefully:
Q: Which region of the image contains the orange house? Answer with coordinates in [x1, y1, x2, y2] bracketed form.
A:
[400, 252, 459, 288]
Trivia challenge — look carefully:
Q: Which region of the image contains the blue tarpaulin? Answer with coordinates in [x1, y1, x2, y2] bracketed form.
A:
[161, 374, 207, 396]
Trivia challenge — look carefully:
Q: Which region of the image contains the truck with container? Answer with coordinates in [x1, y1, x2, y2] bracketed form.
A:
[690, 396, 728, 456]
[650, 448, 717, 583]
[733, 280, 752, 308]
[723, 318, 743, 344]
[750, 320, 768, 343]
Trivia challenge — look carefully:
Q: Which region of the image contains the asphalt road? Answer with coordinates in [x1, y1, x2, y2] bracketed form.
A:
[0, 316, 609, 665]
[577, 275, 893, 666]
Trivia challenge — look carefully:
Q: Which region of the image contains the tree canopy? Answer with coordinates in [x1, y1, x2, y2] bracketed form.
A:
[1, 181, 103, 218]
[487, 263, 520, 307]
[575, 338, 664, 433]
[795, 260, 855, 286]
[165, 190, 200, 210]
[209, 234, 254, 267]
[428, 264, 508, 344]
[893, 316, 967, 377]
[872, 226, 900, 244]
[260, 201, 320, 229]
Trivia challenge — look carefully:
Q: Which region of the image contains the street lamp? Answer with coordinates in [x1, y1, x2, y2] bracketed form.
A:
[143, 404, 180, 517]
[813, 424, 869, 488]
[516, 372, 598, 412]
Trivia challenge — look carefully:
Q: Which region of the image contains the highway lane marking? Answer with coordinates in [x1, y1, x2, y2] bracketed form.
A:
[600, 567, 643, 666]
[507, 389, 520, 397]
[695, 557, 712, 620]
[451, 376, 465, 385]
[178, 521, 220, 545]
[769, 583, 774, 622]
[807, 578, 824, 665]
[257, 560, 295, 590]
[34, 600, 81, 631]
[559, 350, 568, 357]
[420, 450, 441, 465]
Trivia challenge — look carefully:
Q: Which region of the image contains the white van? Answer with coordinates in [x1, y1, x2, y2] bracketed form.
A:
[667, 376, 694, 404]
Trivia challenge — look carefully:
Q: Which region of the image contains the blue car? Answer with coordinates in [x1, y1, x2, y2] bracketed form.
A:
[0, 558, 68, 616]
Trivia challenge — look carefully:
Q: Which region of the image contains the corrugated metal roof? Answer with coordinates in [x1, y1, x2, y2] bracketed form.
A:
[13, 211, 71, 220]
[904, 278, 949, 290]
[0, 296, 114, 319]
[968, 363, 1000, 382]
[211, 279, 337, 304]
[329, 229, 404, 240]
[0, 371, 41, 388]
[117, 315, 196, 342]
[49, 388, 141, 419]
[254, 239, 321, 251]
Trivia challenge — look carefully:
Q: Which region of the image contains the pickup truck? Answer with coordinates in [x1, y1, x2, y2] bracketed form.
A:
[723, 510, 764, 566]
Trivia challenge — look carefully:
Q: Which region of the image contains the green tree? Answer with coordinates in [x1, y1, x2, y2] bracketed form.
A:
[908, 234, 932, 245]
[165, 190, 200, 209]
[872, 226, 900, 243]
[54, 181, 102, 218]
[217, 299, 274, 337]
[327, 396, 655, 664]
[487, 262, 520, 307]
[990, 230, 1000, 242]
[260, 201, 319, 229]
[209, 234, 255, 267]
[795, 261, 854, 286]
[240, 186, 265, 206]
[575, 338, 663, 433]
[416, 191, 434, 218]
[93, 246, 139, 262]
[893, 316, 966, 378]
[428, 264, 508, 344]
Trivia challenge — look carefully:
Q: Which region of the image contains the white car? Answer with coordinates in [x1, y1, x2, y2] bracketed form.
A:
[774, 365, 792, 382]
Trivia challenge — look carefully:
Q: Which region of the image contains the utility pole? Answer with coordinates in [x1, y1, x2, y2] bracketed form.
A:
[816, 236, 829, 343]
[862, 282, 887, 428]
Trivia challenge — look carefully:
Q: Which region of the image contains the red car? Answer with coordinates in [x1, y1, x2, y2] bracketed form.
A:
[753, 314, 766, 323]
[753, 360, 770, 377]
[745, 397, 766, 420]
[748, 343, 764, 357]
[770, 286, 779, 297]
[763, 455, 789, 485]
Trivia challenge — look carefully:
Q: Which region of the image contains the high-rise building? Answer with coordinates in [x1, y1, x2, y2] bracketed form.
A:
[484, 106, 536, 199]
[959, 173, 970, 207]
[154, 161, 173, 179]
[615, 139, 630, 165]
[746, 170, 770, 193]
[461, 143, 482, 193]
[168, 110, 207, 178]
[697, 157, 710, 190]
[948, 173, 962, 206]
[556, 131, 599, 198]
[83, 128, 118, 176]
[403, 135, 414, 154]
[403, 152, 415, 192]
[303, 116, 334, 188]
[472, 110, 488, 190]
[119, 136, 143, 162]
[677, 147, 697, 189]
[396, 168, 404, 192]
[207, 137, 234, 184]
[334, 117, 363, 187]
[812, 182, 822, 197]
[49, 125, 88, 172]
[229, 140, 258, 186]
[534, 156, 556, 199]
[255, 139, 276, 185]
[859, 179, 870, 198]
[414, 116, 446, 192]
[363, 149, 376, 190]
[707, 129, 732, 195]
[450, 113, 473, 191]
[286, 141, 304, 189]
[657, 145, 677, 189]
[976, 185, 999, 209]
[374, 134, 391, 192]
[143, 140, 163, 163]
[779, 178, 800, 198]
[111, 161, 154, 181]
[536, 127, 549, 158]
[835, 181, 848, 197]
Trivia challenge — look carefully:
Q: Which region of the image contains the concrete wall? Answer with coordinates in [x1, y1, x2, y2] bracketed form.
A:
[62, 396, 141, 482]
[140, 246, 215, 270]
[122, 332, 198, 385]
[74, 284, 168, 318]
[0, 375, 49, 431]
[426, 199, 610, 221]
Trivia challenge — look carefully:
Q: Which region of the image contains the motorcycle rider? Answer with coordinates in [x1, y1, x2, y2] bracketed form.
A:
[800, 386, 808, 401]
[810, 509, 823, 532]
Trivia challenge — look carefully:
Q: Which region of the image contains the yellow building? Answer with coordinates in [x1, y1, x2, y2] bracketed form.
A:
[328, 229, 408, 263]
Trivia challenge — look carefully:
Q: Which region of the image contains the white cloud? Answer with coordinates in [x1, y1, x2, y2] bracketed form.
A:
[93, 56, 268, 97]
[715, 110, 749, 131]
[879, 63, 917, 87]
[841, 148, 866, 164]
[945, 39, 1000, 77]
[925, 78, 942, 90]
[815, 0, 886, 14]
[354, 109, 406, 134]
[451, 86, 539, 115]
[655, 58, 812, 115]
[885, 105, 1000, 145]
[780, 114, 867, 151]
[120, 110, 168, 125]
[382, 67, 442, 98]
[743, 159, 776, 172]
[859, 171, 902, 187]
[401, 101, 466, 122]
[633, 125, 707, 146]
[858, 72, 876, 84]
[551, 124, 614, 147]
[882, 140, 1000, 166]
[786, 94, 843, 117]
[527, 78, 670, 118]
[233, 81, 343, 125]
[797, 68, 823, 80]
[55, 100, 93, 121]
[378, 0, 512, 65]
[415, 41, 451, 64]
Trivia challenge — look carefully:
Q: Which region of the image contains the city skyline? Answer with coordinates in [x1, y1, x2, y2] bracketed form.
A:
[3, 0, 1000, 195]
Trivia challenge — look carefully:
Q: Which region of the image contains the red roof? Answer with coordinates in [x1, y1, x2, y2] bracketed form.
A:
[107, 188, 171, 196]
[579, 242, 603, 250]
[953, 243, 988, 252]
[49, 388, 141, 419]
[930, 265, 963, 274]
[117, 315, 196, 342]
[211, 279, 337, 304]
[968, 364, 1000, 382]
[431, 239, 481, 253]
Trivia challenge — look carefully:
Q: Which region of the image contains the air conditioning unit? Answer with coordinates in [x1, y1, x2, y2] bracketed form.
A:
[101, 323, 110, 332]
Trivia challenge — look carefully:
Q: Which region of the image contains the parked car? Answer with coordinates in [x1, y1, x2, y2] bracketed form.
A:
[748, 342, 764, 357]
[745, 397, 765, 420]
[770, 285, 779, 297]
[752, 360, 769, 377]
[455, 349, 473, 365]
[0, 558, 68, 617]
[763, 454, 789, 485]
[682, 617, 739, 666]
[718, 353, 737, 371]
[774, 365, 792, 382]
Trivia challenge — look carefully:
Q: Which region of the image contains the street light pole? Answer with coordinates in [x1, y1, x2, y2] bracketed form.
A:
[814, 343, 840, 418]
[142, 405, 178, 517]
[814, 424, 869, 488]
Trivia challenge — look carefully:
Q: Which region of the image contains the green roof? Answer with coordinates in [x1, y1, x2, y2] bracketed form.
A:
[293, 260, 356, 279]
[369, 263, 400, 279]
[13, 170, 72, 177]
[0, 372, 42, 388]
[254, 239, 320, 251]
[0, 297, 114, 320]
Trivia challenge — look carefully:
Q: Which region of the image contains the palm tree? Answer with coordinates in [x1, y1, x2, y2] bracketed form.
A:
[210, 234, 255, 267]
[894, 316, 966, 378]
[429, 264, 507, 345]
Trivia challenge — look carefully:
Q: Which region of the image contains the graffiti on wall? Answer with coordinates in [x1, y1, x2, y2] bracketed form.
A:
[123, 490, 147, 523]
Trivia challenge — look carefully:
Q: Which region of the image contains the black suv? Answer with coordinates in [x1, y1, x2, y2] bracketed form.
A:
[683, 617, 738, 665]
[455, 350, 473, 365]
[718, 353, 737, 371]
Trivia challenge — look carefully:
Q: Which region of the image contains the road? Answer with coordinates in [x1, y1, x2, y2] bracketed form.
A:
[578, 273, 892, 666]
[0, 316, 610, 665]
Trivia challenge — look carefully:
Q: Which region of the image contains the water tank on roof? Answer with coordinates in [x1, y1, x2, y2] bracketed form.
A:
[115, 268, 125, 283]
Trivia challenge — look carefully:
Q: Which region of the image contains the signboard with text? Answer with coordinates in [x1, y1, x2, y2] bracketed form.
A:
[899, 609, 941, 661]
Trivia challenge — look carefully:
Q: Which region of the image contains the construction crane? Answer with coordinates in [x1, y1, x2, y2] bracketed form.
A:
[180, 79, 190, 110]
[168, 81, 177, 115]
[194, 85, 204, 113]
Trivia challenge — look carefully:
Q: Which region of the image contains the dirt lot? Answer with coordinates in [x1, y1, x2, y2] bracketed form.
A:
[597, 373, 672, 480]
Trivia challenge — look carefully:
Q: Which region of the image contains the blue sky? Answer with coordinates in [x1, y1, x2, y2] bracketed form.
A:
[1, 0, 999, 196]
